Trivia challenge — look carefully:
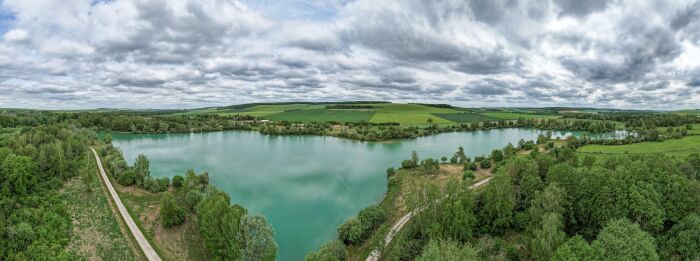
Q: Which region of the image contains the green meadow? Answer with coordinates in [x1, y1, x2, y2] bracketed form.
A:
[178, 102, 563, 125]
[577, 135, 700, 155]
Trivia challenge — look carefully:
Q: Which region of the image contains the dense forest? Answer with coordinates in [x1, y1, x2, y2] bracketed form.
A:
[0, 123, 95, 259]
[0, 117, 278, 260]
[308, 140, 700, 260]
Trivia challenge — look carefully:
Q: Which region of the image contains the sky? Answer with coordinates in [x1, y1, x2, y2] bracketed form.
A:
[1, 0, 700, 110]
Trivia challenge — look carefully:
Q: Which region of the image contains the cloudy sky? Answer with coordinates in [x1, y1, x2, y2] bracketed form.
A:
[1, 0, 700, 109]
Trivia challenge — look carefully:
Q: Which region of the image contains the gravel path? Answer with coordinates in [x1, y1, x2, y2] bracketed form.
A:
[366, 176, 493, 261]
[90, 148, 162, 261]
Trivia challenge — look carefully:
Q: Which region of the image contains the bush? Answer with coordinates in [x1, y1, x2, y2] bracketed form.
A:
[480, 159, 492, 169]
[305, 240, 347, 261]
[161, 194, 186, 227]
[386, 167, 396, 178]
[185, 190, 203, 210]
[172, 175, 184, 187]
[402, 159, 417, 169]
[464, 162, 478, 171]
[337, 205, 387, 245]
[463, 170, 475, 181]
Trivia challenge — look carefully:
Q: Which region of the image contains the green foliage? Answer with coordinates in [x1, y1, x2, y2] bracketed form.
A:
[479, 171, 514, 234]
[134, 154, 150, 187]
[160, 193, 186, 227]
[185, 189, 203, 210]
[2, 154, 37, 195]
[304, 240, 346, 261]
[197, 187, 246, 260]
[551, 236, 595, 261]
[337, 205, 386, 245]
[172, 175, 184, 187]
[662, 213, 700, 260]
[386, 167, 396, 178]
[462, 170, 475, 181]
[591, 219, 658, 261]
[416, 239, 477, 261]
[480, 158, 491, 169]
[240, 215, 277, 261]
[530, 213, 566, 261]
[491, 149, 504, 162]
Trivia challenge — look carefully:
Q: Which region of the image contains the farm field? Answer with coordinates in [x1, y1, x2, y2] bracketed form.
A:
[577, 135, 700, 155]
[482, 112, 560, 120]
[176, 102, 568, 125]
[264, 108, 375, 122]
[369, 112, 453, 125]
[434, 113, 498, 123]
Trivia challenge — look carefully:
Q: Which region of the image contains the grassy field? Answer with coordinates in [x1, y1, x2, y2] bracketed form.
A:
[370, 113, 453, 125]
[175, 102, 562, 125]
[371, 103, 458, 114]
[62, 156, 140, 260]
[577, 136, 700, 155]
[115, 184, 210, 261]
[434, 113, 498, 123]
[482, 112, 560, 120]
[264, 108, 375, 122]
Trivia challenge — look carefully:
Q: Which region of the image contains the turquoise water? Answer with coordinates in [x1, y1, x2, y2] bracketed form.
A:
[111, 128, 575, 260]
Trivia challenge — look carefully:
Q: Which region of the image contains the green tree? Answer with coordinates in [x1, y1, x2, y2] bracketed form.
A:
[197, 188, 247, 260]
[185, 190, 203, 210]
[417, 239, 477, 261]
[172, 175, 184, 187]
[37, 142, 68, 179]
[304, 240, 346, 261]
[591, 219, 658, 261]
[491, 149, 504, 162]
[551, 235, 595, 261]
[1, 154, 37, 195]
[530, 213, 566, 261]
[528, 183, 566, 227]
[662, 213, 700, 260]
[241, 215, 277, 261]
[479, 171, 514, 234]
[134, 154, 150, 187]
[160, 193, 186, 227]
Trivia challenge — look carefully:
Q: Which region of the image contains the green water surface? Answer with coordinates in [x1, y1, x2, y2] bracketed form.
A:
[111, 128, 574, 260]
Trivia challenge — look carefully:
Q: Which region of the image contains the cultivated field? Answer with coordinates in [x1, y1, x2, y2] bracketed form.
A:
[178, 102, 564, 125]
[577, 135, 700, 155]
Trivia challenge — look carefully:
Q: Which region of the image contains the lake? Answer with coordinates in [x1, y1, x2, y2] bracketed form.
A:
[111, 128, 576, 260]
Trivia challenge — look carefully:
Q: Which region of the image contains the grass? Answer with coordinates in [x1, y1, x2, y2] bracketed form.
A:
[481, 112, 560, 120]
[116, 184, 210, 261]
[577, 135, 700, 155]
[347, 163, 493, 260]
[263, 108, 375, 122]
[433, 113, 499, 123]
[372, 103, 458, 114]
[370, 113, 453, 125]
[62, 156, 140, 261]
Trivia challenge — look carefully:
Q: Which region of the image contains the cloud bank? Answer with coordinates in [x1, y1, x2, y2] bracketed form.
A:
[1, 0, 699, 109]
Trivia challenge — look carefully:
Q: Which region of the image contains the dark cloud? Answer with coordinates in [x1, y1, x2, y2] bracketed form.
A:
[465, 79, 511, 96]
[0, 0, 698, 109]
[561, 18, 682, 83]
[554, 0, 610, 17]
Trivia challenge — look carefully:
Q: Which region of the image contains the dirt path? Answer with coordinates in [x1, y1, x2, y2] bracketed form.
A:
[90, 148, 162, 261]
[366, 176, 493, 261]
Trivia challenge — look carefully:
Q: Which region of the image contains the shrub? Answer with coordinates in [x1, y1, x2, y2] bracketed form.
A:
[480, 159, 492, 169]
[305, 240, 347, 261]
[172, 175, 184, 187]
[161, 194, 186, 227]
[337, 205, 387, 245]
[386, 167, 396, 178]
[402, 159, 417, 169]
[463, 170, 475, 181]
[185, 190, 203, 210]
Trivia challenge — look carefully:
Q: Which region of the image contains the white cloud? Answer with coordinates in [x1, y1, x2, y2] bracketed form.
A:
[3, 28, 29, 42]
[0, 0, 699, 109]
